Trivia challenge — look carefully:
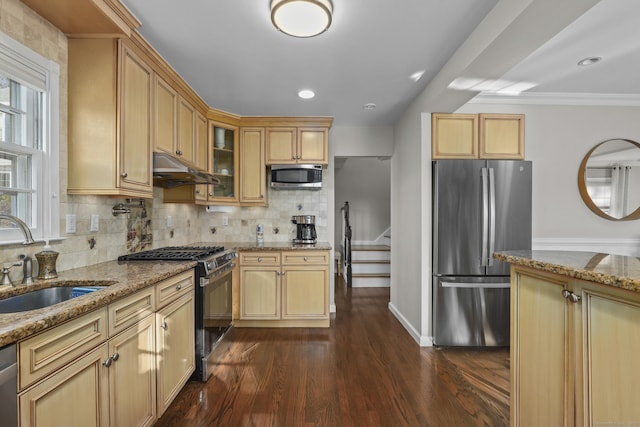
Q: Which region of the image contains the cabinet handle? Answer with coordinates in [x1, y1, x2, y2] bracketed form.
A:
[175, 284, 182, 291]
[102, 357, 113, 368]
[208, 192, 214, 197]
[120, 172, 128, 178]
[257, 257, 262, 262]
[111, 352, 120, 362]
[160, 321, 168, 330]
[176, 150, 183, 156]
[304, 257, 308, 262]
[562, 289, 582, 303]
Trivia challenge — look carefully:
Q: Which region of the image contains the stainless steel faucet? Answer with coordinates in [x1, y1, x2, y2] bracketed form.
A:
[0, 215, 36, 245]
[0, 214, 36, 286]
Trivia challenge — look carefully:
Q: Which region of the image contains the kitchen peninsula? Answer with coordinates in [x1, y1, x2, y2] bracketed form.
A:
[494, 250, 640, 427]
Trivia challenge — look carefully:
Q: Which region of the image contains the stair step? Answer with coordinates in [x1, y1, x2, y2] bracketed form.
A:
[350, 274, 390, 288]
[352, 260, 390, 264]
[352, 245, 390, 251]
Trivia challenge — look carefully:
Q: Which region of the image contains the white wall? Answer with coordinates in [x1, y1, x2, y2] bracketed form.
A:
[334, 157, 390, 245]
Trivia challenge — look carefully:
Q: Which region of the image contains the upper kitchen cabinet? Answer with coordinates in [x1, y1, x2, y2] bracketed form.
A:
[209, 120, 239, 204]
[153, 75, 178, 158]
[177, 97, 197, 166]
[266, 127, 329, 165]
[432, 113, 524, 160]
[68, 38, 153, 198]
[239, 128, 267, 206]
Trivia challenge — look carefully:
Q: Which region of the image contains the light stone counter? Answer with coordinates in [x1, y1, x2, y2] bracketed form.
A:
[227, 241, 332, 251]
[0, 260, 196, 347]
[494, 250, 640, 293]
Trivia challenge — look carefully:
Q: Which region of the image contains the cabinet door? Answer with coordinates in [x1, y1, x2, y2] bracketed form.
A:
[265, 127, 297, 164]
[109, 315, 156, 427]
[239, 266, 280, 319]
[240, 127, 267, 205]
[177, 97, 196, 165]
[479, 113, 524, 159]
[153, 75, 178, 156]
[281, 265, 328, 320]
[119, 43, 153, 193]
[156, 294, 195, 416]
[297, 128, 328, 164]
[19, 344, 110, 427]
[575, 281, 640, 426]
[431, 113, 478, 159]
[511, 267, 573, 427]
[210, 122, 239, 203]
[195, 111, 209, 202]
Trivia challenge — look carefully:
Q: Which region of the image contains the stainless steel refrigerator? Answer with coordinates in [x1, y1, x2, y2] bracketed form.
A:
[432, 160, 532, 346]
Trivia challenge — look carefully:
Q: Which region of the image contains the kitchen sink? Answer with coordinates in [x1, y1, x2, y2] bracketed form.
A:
[0, 286, 107, 314]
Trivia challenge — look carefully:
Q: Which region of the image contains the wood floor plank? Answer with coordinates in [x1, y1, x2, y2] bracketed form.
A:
[155, 278, 509, 426]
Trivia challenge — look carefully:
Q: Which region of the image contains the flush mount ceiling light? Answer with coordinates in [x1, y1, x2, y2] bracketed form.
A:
[271, 0, 333, 38]
[577, 56, 602, 66]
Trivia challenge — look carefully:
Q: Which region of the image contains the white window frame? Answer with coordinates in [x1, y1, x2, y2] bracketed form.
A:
[0, 31, 59, 244]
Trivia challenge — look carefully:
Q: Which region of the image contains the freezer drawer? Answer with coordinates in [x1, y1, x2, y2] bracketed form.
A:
[433, 276, 510, 346]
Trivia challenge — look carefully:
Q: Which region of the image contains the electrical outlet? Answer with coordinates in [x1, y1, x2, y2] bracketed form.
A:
[65, 214, 77, 233]
[90, 214, 99, 232]
[222, 216, 228, 226]
[166, 215, 173, 227]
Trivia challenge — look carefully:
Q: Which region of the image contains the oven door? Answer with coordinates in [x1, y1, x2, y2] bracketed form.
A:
[193, 262, 234, 382]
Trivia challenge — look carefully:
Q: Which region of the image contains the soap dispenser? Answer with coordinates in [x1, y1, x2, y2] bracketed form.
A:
[35, 240, 58, 279]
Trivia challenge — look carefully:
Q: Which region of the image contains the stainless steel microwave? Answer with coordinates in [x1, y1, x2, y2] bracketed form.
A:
[270, 164, 323, 190]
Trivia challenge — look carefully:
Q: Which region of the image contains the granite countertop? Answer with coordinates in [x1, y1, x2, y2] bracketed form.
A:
[494, 250, 640, 293]
[0, 260, 196, 347]
[227, 241, 332, 251]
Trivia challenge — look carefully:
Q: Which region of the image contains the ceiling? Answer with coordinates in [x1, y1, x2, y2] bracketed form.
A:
[119, 0, 639, 127]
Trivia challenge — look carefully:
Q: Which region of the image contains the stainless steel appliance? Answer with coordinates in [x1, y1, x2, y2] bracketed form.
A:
[0, 344, 17, 427]
[118, 245, 236, 381]
[432, 160, 532, 346]
[292, 215, 317, 244]
[271, 164, 323, 189]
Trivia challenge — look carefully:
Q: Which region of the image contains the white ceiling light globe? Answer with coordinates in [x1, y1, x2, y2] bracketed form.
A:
[271, 0, 333, 38]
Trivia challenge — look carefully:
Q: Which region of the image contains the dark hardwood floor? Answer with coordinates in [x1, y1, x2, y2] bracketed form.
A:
[156, 276, 510, 426]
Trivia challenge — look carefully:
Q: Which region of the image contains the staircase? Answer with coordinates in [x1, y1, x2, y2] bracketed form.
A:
[347, 245, 390, 287]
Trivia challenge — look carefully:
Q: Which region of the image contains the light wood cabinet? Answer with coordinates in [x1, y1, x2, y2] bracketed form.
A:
[156, 293, 195, 416]
[511, 265, 640, 427]
[239, 127, 267, 205]
[432, 113, 524, 160]
[177, 96, 196, 165]
[153, 75, 178, 158]
[265, 127, 328, 165]
[236, 250, 330, 327]
[68, 38, 153, 198]
[208, 121, 239, 204]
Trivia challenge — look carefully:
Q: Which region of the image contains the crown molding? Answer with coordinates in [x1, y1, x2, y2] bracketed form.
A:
[469, 92, 640, 107]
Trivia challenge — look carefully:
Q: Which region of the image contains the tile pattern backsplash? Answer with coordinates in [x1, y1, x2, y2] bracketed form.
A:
[0, 0, 328, 284]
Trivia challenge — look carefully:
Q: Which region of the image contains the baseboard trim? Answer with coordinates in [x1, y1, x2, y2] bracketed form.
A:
[532, 237, 640, 256]
[388, 302, 433, 347]
[330, 304, 336, 313]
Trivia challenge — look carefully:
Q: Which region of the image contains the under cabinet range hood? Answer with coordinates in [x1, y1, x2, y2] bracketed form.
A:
[152, 152, 220, 188]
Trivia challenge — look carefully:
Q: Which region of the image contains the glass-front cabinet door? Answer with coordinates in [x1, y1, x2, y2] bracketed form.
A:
[209, 121, 239, 204]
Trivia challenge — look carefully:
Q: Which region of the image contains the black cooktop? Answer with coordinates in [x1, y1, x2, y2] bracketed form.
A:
[118, 246, 225, 261]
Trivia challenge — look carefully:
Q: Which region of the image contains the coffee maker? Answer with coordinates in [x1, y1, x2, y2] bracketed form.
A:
[292, 215, 317, 244]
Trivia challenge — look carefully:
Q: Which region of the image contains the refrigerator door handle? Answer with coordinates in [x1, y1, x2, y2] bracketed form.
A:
[441, 281, 510, 289]
[481, 167, 489, 267]
[488, 167, 496, 267]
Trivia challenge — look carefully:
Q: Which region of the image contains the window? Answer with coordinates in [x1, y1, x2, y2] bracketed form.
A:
[0, 32, 59, 244]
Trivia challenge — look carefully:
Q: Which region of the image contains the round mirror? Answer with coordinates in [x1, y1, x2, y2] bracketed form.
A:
[578, 139, 640, 221]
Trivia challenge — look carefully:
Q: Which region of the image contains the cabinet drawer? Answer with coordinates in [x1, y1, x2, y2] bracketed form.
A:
[18, 307, 108, 390]
[239, 251, 281, 266]
[108, 286, 155, 337]
[156, 269, 194, 309]
[282, 251, 329, 265]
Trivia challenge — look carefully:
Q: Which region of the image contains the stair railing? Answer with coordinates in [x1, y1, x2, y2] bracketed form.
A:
[341, 201, 352, 288]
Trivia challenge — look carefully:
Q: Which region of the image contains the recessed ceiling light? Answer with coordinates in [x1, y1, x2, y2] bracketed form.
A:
[298, 89, 315, 99]
[363, 103, 376, 110]
[410, 70, 425, 82]
[577, 57, 602, 66]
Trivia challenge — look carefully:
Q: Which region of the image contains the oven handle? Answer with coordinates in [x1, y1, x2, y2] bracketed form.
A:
[200, 262, 235, 287]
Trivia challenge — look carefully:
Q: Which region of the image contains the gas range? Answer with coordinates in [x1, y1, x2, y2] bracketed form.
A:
[118, 245, 236, 276]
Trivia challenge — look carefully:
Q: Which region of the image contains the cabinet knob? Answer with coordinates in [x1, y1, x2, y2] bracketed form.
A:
[257, 257, 263, 262]
[102, 357, 113, 368]
[160, 321, 168, 330]
[111, 352, 120, 362]
[304, 257, 308, 262]
[195, 190, 200, 194]
[120, 172, 128, 178]
[208, 192, 214, 197]
[562, 289, 582, 303]
[176, 150, 183, 156]
[175, 284, 182, 291]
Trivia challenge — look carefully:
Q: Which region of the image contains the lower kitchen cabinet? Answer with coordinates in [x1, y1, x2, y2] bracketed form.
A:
[236, 250, 329, 327]
[156, 293, 195, 416]
[511, 265, 640, 427]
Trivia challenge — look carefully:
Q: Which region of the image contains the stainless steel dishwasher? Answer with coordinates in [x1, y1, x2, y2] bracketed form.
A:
[0, 344, 17, 427]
